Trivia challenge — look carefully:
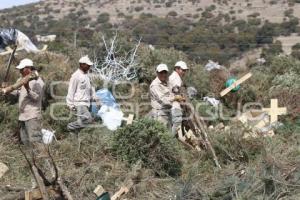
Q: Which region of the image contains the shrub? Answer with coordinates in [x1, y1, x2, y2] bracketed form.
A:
[210, 123, 265, 164]
[97, 13, 110, 24]
[111, 118, 182, 177]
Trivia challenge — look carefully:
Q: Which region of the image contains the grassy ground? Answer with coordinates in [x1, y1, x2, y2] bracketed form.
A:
[0, 46, 299, 199]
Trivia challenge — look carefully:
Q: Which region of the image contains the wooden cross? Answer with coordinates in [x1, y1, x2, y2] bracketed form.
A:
[263, 99, 287, 124]
[220, 73, 252, 97]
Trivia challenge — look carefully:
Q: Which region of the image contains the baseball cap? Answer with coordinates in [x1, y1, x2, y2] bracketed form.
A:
[156, 64, 169, 72]
[16, 58, 34, 70]
[175, 61, 188, 70]
[79, 55, 94, 66]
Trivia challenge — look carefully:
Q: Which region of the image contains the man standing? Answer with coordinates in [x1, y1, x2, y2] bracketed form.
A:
[150, 64, 173, 126]
[66, 55, 95, 131]
[169, 61, 188, 136]
[15, 58, 45, 145]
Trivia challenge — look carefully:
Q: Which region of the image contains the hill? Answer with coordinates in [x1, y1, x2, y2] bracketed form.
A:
[2, 0, 300, 28]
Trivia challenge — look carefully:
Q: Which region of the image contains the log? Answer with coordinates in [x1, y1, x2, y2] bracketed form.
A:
[32, 165, 50, 200]
[1, 71, 39, 94]
[57, 177, 74, 200]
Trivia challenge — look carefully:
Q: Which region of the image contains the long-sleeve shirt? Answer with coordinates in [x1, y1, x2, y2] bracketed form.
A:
[169, 71, 183, 109]
[66, 69, 95, 108]
[150, 77, 174, 113]
[18, 77, 44, 121]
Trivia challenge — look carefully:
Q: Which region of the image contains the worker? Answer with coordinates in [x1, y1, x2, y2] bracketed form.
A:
[169, 61, 188, 136]
[149, 64, 185, 128]
[14, 58, 45, 146]
[149, 64, 173, 126]
[11, 59, 51, 189]
[66, 55, 96, 131]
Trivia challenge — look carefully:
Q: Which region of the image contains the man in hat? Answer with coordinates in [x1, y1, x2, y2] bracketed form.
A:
[14, 58, 45, 145]
[8, 59, 51, 189]
[169, 61, 188, 136]
[150, 64, 172, 126]
[66, 55, 96, 131]
[149, 64, 185, 127]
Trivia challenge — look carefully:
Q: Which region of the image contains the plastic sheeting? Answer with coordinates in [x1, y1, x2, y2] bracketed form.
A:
[0, 28, 39, 53]
[16, 30, 39, 53]
[205, 60, 225, 71]
[187, 87, 198, 99]
[203, 97, 220, 107]
[91, 89, 123, 131]
[0, 28, 17, 51]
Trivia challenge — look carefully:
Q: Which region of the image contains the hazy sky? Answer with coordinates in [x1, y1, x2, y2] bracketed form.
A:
[0, 0, 40, 9]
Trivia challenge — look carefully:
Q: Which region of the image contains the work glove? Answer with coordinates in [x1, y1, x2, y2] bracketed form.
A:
[174, 95, 186, 102]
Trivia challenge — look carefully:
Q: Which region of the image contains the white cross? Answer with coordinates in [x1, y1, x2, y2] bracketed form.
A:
[263, 99, 287, 124]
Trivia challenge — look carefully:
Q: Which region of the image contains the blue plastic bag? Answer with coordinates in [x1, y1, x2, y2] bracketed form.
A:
[91, 89, 119, 115]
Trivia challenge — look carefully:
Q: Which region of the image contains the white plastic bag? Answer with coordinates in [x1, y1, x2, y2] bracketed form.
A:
[203, 97, 220, 107]
[205, 60, 224, 71]
[42, 129, 56, 144]
[97, 105, 124, 131]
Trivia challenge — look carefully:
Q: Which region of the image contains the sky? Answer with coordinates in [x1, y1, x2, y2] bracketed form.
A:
[0, 0, 40, 9]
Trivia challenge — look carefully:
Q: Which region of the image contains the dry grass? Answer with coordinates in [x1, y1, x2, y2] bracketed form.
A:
[0, 45, 299, 200]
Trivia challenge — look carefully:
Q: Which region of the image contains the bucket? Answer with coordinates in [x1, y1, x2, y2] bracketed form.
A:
[96, 192, 111, 200]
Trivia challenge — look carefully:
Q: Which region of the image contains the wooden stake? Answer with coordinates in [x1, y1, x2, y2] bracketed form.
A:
[32, 165, 50, 200]
[0, 46, 22, 56]
[123, 114, 134, 125]
[220, 73, 252, 97]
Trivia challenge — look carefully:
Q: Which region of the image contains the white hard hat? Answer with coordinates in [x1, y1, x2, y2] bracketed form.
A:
[79, 55, 94, 66]
[16, 58, 34, 70]
[175, 61, 188, 70]
[156, 64, 169, 72]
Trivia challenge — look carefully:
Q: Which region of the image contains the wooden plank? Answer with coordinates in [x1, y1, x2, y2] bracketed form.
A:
[0, 47, 24, 56]
[111, 187, 129, 200]
[0, 45, 48, 56]
[93, 185, 105, 197]
[0, 162, 9, 178]
[111, 180, 134, 200]
[25, 191, 32, 200]
[220, 73, 252, 97]
[24, 188, 59, 200]
[127, 114, 134, 125]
